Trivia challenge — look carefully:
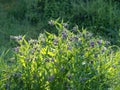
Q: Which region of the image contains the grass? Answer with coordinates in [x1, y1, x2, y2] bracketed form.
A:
[0, 0, 45, 48]
[0, 0, 120, 49]
[0, 0, 120, 90]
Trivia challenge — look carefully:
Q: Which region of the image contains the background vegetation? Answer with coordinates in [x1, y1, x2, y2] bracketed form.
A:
[0, 0, 120, 48]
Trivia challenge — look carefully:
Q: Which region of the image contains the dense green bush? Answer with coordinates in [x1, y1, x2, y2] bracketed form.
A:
[0, 20, 120, 90]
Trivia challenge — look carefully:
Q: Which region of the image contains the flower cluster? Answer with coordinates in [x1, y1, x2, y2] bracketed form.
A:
[5, 20, 119, 90]
[10, 35, 22, 41]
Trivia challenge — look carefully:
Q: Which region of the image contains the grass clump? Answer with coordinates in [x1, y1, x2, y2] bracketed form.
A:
[0, 20, 120, 90]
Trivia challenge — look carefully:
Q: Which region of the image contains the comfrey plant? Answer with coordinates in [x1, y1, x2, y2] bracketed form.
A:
[1, 20, 120, 90]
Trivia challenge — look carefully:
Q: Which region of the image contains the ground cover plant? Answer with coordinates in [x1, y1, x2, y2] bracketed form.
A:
[0, 20, 120, 90]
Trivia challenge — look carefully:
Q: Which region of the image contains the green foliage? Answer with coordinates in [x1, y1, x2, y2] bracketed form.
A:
[0, 0, 120, 49]
[72, 0, 120, 29]
[0, 1, 120, 89]
[0, 20, 120, 90]
[2, 0, 119, 45]
[6, 0, 120, 29]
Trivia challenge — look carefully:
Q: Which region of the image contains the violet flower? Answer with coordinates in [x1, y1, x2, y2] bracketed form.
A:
[62, 23, 69, 29]
[53, 38, 58, 45]
[72, 26, 78, 32]
[90, 41, 94, 47]
[62, 31, 67, 39]
[48, 20, 55, 26]
[97, 40, 102, 45]
[13, 47, 20, 52]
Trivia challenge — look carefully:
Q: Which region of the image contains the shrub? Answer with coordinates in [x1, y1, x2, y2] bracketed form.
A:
[0, 20, 120, 90]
